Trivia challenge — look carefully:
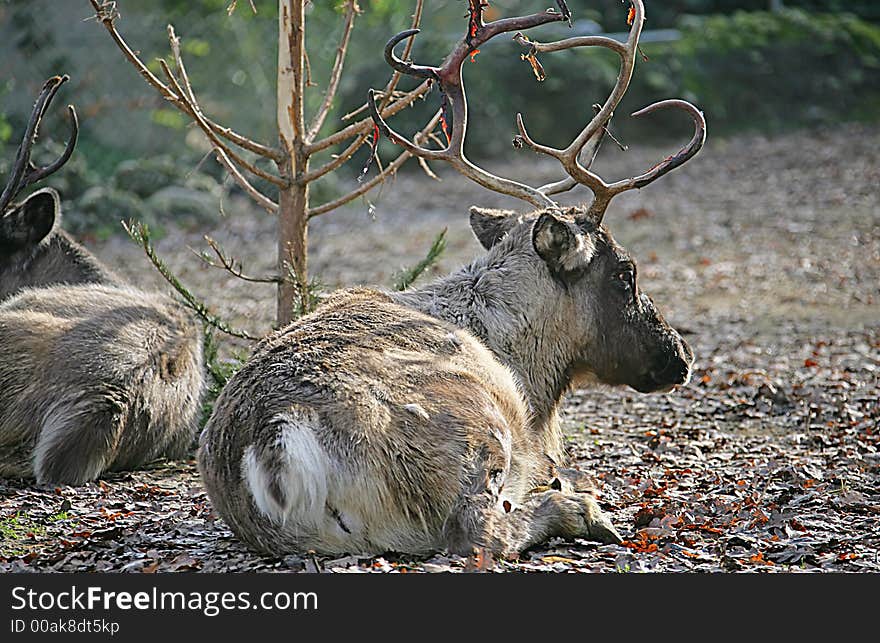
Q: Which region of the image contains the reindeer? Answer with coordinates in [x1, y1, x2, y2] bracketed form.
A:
[0, 76, 205, 485]
[198, 1, 704, 557]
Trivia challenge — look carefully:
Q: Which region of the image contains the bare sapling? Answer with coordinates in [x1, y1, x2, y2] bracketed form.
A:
[88, 0, 442, 328]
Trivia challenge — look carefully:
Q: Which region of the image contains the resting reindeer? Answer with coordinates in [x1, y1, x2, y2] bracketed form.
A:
[199, 1, 704, 557]
[0, 76, 205, 485]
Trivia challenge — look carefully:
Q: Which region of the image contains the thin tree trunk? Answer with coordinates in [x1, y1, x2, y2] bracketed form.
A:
[277, 0, 308, 326]
[277, 156, 309, 323]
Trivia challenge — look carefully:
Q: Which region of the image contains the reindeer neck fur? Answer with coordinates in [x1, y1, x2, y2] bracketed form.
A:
[392, 226, 584, 436]
[0, 229, 121, 301]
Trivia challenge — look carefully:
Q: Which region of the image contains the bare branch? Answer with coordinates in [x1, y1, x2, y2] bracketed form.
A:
[417, 155, 440, 182]
[158, 46, 287, 189]
[307, 79, 432, 155]
[123, 220, 262, 341]
[306, 0, 359, 142]
[156, 60, 282, 212]
[167, 24, 196, 103]
[307, 108, 442, 218]
[298, 132, 370, 185]
[88, 0, 283, 162]
[161, 58, 277, 212]
[301, 0, 427, 186]
[226, 0, 257, 16]
[211, 143, 279, 213]
[193, 236, 282, 284]
[341, 89, 407, 121]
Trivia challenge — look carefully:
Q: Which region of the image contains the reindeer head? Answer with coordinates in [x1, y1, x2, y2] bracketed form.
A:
[371, 1, 703, 395]
[0, 76, 78, 295]
[470, 205, 693, 393]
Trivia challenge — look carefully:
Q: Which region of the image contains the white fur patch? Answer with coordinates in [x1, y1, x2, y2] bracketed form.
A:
[403, 403, 430, 421]
[560, 233, 596, 272]
[242, 411, 330, 526]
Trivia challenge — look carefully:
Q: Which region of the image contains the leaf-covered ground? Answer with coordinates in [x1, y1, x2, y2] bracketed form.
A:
[1, 124, 877, 573]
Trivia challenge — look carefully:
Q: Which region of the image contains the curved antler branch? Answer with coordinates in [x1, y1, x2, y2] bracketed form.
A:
[368, 88, 445, 161]
[512, 1, 704, 221]
[607, 100, 706, 193]
[0, 75, 79, 213]
[26, 105, 79, 185]
[384, 29, 438, 80]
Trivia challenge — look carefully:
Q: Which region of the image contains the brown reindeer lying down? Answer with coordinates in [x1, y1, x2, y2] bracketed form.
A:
[199, 1, 704, 558]
[0, 76, 204, 485]
[200, 207, 695, 557]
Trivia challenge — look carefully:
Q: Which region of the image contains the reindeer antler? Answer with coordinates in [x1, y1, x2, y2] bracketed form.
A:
[369, 1, 706, 223]
[0, 75, 79, 213]
[368, 0, 573, 209]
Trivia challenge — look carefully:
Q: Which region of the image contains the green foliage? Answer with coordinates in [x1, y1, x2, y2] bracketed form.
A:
[182, 38, 211, 57]
[150, 108, 188, 131]
[660, 9, 880, 133]
[0, 511, 72, 557]
[0, 113, 11, 144]
[290, 278, 326, 319]
[393, 228, 448, 291]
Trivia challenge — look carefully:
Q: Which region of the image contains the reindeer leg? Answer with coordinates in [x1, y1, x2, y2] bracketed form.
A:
[487, 490, 622, 558]
[441, 445, 621, 557]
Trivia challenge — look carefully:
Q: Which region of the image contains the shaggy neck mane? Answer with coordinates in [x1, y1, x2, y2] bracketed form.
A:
[1, 231, 120, 300]
[393, 228, 582, 435]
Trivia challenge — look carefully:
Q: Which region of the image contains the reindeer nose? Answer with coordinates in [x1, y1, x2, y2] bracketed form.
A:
[649, 355, 691, 388]
[648, 336, 693, 390]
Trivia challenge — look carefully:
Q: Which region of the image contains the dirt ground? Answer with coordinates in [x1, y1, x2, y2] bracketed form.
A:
[1, 123, 877, 573]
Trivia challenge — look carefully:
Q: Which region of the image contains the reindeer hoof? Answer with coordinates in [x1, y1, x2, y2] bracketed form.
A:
[578, 495, 623, 545]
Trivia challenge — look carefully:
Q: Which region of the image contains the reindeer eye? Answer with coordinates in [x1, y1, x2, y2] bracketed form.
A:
[616, 270, 634, 291]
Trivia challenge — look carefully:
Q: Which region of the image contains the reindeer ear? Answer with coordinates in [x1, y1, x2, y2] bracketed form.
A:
[469, 206, 519, 250]
[0, 188, 59, 251]
[532, 210, 588, 275]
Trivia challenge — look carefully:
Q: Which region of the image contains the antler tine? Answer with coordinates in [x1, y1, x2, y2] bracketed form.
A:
[512, 1, 644, 205]
[536, 104, 608, 196]
[27, 105, 79, 185]
[384, 29, 437, 81]
[369, 2, 571, 210]
[564, 98, 706, 220]
[0, 75, 79, 213]
[614, 99, 706, 191]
